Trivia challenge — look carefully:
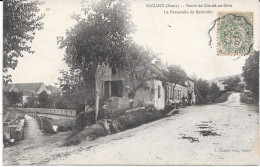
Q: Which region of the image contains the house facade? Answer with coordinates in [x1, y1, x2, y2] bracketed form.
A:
[97, 65, 166, 110]
[97, 60, 197, 111]
[165, 82, 188, 106]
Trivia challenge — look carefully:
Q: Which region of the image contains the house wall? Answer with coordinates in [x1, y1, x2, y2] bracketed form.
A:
[153, 80, 165, 110]
[37, 83, 49, 94]
[165, 83, 189, 105]
[97, 66, 166, 110]
[133, 80, 154, 108]
[22, 96, 28, 104]
[215, 81, 225, 91]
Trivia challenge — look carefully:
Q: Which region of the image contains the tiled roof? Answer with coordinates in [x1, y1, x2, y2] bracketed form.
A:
[46, 85, 62, 94]
[3, 83, 44, 96]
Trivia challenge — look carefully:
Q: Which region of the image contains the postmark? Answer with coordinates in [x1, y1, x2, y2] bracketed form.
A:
[217, 12, 253, 56]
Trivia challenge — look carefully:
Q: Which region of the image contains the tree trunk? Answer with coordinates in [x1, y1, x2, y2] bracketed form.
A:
[95, 67, 99, 123]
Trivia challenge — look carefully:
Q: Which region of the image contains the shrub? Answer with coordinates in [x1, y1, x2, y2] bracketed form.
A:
[62, 106, 165, 146]
[37, 116, 56, 134]
[111, 107, 163, 131]
[75, 111, 95, 130]
[215, 92, 231, 103]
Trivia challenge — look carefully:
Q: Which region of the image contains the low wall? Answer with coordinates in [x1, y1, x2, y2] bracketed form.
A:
[15, 108, 77, 117]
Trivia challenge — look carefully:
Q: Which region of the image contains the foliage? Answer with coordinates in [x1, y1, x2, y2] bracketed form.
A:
[206, 83, 220, 102]
[235, 82, 246, 92]
[75, 111, 96, 131]
[165, 65, 187, 86]
[222, 76, 241, 91]
[240, 92, 256, 104]
[49, 94, 68, 109]
[57, 0, 135, 74]
[214, 92, 231, 103]
[37, 116, 56, 134]
[242, 51, 259, 102]
[3, 91, 23, 106]
[62, 106, 164, 146]
[38, 91, 52, 108]
[58, 0, 136, 119]
[24, 95, 38, 108]
[3, 0, 44, 84]
[58, 69, 94, 112]
[194, 79, 210, 103]
[124, 44, 156, 96]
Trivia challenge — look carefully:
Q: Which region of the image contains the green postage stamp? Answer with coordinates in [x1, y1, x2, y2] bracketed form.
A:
[217, 12, 254, 56]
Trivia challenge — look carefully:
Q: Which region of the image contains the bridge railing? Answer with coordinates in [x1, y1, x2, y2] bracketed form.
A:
[13, 108, 77, 117]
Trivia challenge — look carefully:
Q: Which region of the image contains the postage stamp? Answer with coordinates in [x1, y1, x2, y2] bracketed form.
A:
[217, 12, 254, 56]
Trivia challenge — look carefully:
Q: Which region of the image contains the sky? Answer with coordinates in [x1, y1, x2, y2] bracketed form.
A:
[8, 0, 260, 86]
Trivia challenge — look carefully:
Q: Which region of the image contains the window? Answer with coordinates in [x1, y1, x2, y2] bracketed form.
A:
[111, 80, 123, 97]
[158, 85, 161, 98]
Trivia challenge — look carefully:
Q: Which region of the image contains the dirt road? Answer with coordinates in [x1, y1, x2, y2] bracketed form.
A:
[3, 93, 259, 165]
[48, 93, 259, 165]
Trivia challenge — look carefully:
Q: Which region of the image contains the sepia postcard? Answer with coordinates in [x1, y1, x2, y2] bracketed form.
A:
[1, 0, 260, 165]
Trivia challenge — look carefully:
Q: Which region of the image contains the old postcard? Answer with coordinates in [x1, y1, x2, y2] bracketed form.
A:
[2, 0, 259, 165]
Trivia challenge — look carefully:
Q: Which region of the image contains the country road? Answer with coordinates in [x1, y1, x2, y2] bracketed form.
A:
[48, 92, 259, 165]
[3, 93, 259, 165]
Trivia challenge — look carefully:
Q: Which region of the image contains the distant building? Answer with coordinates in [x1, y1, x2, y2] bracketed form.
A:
[209, 80, 225, 91]
[3, 82, 61, 104]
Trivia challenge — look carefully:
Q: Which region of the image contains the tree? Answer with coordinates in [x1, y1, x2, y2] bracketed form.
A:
[223, 76, 241, 91]
[242, 51, 259, 101]
[3, 91, 23, 106]
[58, 68, 96, 112]
[124, 44, 157, 98]
[49, 94, 68, 109]
[3, 0, 44, 84]
[165, 65, 187, 86]
[195, 79, 210, 103]
[24, 95, 38, 108]
[58, 0, 135, 121]
[38, 91, 52, 108]
[207, 83, 220, 102]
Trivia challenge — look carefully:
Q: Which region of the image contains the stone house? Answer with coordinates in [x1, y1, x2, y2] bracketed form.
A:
[97, 62, 167, 110]
[97, 59, 197, 111]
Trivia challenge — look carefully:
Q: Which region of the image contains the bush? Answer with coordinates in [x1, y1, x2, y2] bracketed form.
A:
[75, 111, 95, 130]
[240, 92, 258, 104]
[240, 93, 247, 103]
[62, 123, 107, 146]
[111, 107, 163, 132]
[37, 116, 56, 134]
[215, 92, 231, 103]
[62, 106, 164, 146]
